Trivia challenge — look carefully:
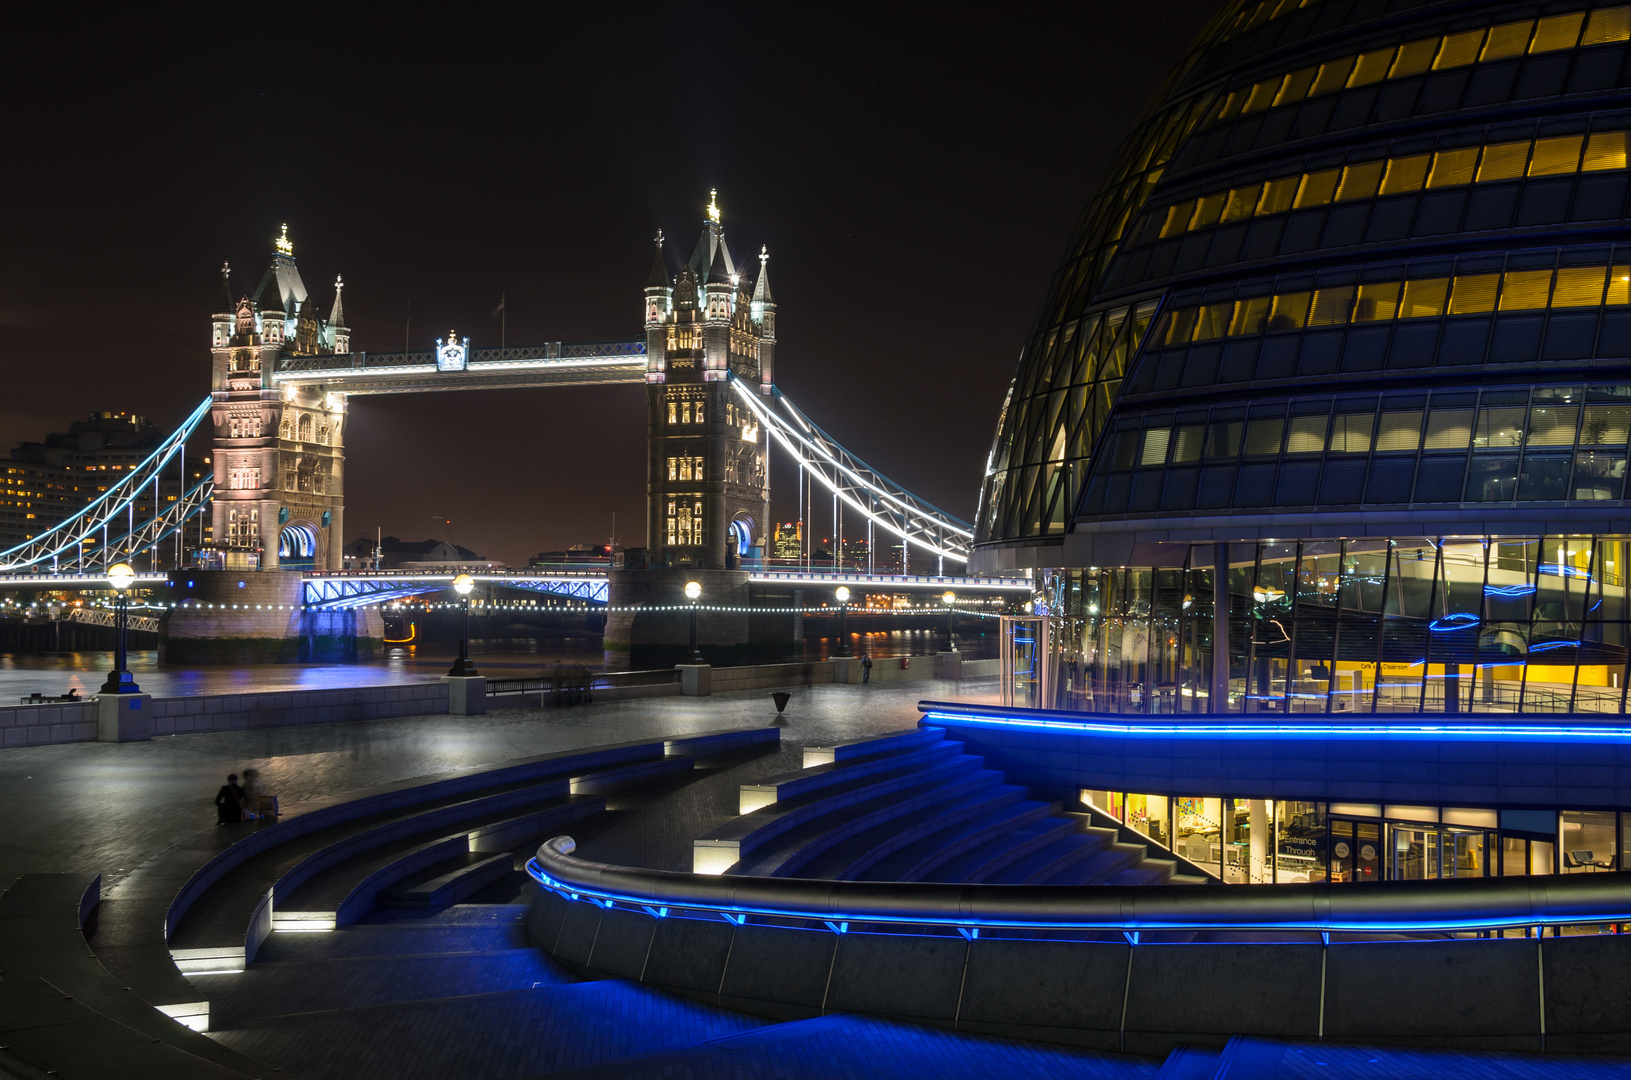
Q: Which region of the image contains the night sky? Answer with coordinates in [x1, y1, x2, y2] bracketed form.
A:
[4, 5, 1220, 565]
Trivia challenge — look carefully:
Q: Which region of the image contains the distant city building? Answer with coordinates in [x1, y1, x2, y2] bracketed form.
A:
[772, 522, 801, 560]
[342, 536, 490, 571]
[3, 412, 202, 552]
[529, 544, 613, 567]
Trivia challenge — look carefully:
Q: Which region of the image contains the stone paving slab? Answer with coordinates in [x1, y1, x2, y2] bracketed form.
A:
[210, 978, 767, 1080]
[540, 1011, 1162, 1080]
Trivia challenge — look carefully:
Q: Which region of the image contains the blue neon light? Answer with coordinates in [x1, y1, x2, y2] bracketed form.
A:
[917, 707, 1631, 743]
[1539, 563, 1593, 581]
[1484, 584, 1535, 598]
[1527, 640, 1582, 653]
[524, 860, 1631, 935]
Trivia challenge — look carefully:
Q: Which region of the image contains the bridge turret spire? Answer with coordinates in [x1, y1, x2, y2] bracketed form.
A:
[328, 276, 350, 355]
[645, 230, 673, 340]
[752, 246, 776, 394]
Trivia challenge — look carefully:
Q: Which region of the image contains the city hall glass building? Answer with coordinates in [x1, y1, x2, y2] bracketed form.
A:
[974, 0, 1631, 720]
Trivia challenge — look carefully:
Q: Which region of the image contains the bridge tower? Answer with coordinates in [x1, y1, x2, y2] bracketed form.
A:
[208, 226, 349, 571]
[642, 191, 774, 571]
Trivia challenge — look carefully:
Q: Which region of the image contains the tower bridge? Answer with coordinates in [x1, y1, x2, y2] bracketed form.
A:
[0, 196, 1010, 665]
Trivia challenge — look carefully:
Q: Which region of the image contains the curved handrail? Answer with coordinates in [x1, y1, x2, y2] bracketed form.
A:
[530, 836, 1631, 934]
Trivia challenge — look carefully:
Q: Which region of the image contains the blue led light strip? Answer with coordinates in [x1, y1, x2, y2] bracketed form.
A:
[916, 702, 1631, 742]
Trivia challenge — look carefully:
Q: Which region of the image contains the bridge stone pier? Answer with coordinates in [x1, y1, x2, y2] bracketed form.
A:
[603, 567, 802, 671]
[161, 570, 383, 664]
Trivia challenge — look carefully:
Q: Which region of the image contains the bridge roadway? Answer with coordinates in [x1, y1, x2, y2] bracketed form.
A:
[273, 340, 647, 395]
[300, 568, 1032, 609]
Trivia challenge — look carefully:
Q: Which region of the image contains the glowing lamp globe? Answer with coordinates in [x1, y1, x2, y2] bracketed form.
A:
[684, 581, 702, 601]
[835, 586, 850, 604]
[942, 591, 955, 605]
[108, 563, 136, 591]
[453, 574, 475, 596]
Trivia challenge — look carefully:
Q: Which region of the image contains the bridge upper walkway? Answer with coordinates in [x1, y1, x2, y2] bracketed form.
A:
[273, 340, 647, 394]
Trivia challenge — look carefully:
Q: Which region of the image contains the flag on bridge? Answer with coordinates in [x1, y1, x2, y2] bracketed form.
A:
[490, 295, 505, 318]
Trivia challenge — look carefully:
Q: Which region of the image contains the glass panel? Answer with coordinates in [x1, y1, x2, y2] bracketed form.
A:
[1329, 414, 1373, 453]
[1584, 6, 1631, 46]
[1230, 296, 1273, 335]
[1499, 270, 1553, 310]
[1294, 169, 1340, 208]
[1481, 20, 1534, 61]
[1308, 286, 1355, 325]
[1333, 820, 1383, 881]
[1270, 292, 1311, 329]
[1354, 281, 1400, 321]
[1502, 836, 1529, 875]
[1161, 201, 1196, 238]
[1376, 411, 1423, 451]
[1206, 421, 1243, 459]
[1530, 11, 1585, 53]
[1126, 793, 1170, 847]
[1553, 267, 1608, 307]
[1222, 185, 1260, 222]
[1244, 419, 1285, 456]
[1140, 428, 1171, 465]
[1191, 193, 1227, 230]
[1561, 810, 1616, 871]
[1530, 135, 1585, 177]
[1572, 451, 1626, 499]
[1275, 802, 1327, 882]
[1400, 277, 1449, 317]
[1336, 161, 1384, 202]
[1225, 799, 1274, 883]
[1449, 274, 1501, 314]
[1175, 797, 1223, 877]
[1390, 38, 1439, 78]
[1274, 65, 1320, 106]
[1611, 266, 1631, 305]
[1285, 416, 1328, 453]
[1195, 303, 1230, 341]
[1527, 405, 1579, 446]
[1434, 29, 1486, 70]
[1310, 58, 1354, 96]
[1530, 840, 1555, 875]
[1425, 409, 1474, 449]
[1583, 131, 1629, 173]
[1391, 825, 1439, 880]
[1478, 142, 1531, 182]
[1346, 48, 1394, 88]
[1379, 154, 1430, 195]
[1257, 176, 1300, 216]
[1427, 147, 1480, 188]
[1474, 407, 1527, 450]
[1171, 425, 1206, 463]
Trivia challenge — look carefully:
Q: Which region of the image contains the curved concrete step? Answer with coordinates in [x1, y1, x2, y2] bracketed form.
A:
[1032, 839, 1147, 885]
[731, 769, 1008, 877]
[858, 798, 1062, 882]
[799, 725, 946, 768]
[694, 755, 987, 873]
[376, 852, 516, 908]
[982, 828, 1120, 885]
[793, 784, 1031, 880]
[738, 739, 964, 814]
[916, 816, 1084, 884]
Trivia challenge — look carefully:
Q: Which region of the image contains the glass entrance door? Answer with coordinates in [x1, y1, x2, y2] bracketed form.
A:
[1330, 820, 1381, 882]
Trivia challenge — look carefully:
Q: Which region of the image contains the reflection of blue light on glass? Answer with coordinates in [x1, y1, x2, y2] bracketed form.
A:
[1428, 613, 1479, 631]
[1539, 563, 1593, 581]
[1484, 584, 1535, 597]
[1528, 640, 1582, 653]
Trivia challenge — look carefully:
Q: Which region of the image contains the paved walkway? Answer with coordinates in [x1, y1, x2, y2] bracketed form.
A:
[0, 677, 985, 892]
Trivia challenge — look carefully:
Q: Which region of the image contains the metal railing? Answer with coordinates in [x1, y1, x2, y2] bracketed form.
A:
[529, 835, 1631, 936]
[487, 668, 678, 700]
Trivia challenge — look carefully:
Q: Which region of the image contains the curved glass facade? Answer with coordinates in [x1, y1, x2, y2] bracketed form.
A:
[977, 0, 1631, 714]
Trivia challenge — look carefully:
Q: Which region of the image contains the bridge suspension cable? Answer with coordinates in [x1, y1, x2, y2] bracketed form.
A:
[0, 396, 214, 573]
[728, 376, 973, 566]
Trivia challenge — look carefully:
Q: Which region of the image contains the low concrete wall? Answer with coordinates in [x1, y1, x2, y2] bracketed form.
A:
[528, 883, 1626, 1055]
[0, 682, 449, 747]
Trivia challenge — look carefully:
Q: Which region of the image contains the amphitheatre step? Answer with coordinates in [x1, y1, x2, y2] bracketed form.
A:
[738, 739, 965, 813]
[790, 783, 1031, 880]
[916, 816, 1084, 883]
[730, 768, 1007, 877]
[982, 827, 1121, 884]
[272, 795, 602, 926]
[1100, 858, 1179, 887]
[255, 905, 533, 963]
[166, 741, 728, 968]
[376, 852, 516, 908]
[694, 754, 987, 873]
[799, 724, 946, 768]
[1033, 839, 1148, 885]
[856, 797, 1062, 882]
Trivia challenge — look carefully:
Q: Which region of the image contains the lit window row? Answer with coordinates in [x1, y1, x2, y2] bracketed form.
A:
[666, 455, 704, 481]
[665, 498, 703, 547]
[1156, 131, 1631, 241]
[1160, 265, 1631, 345]
[666, 396, 707, 425]
[1209, 8, 1631, 128]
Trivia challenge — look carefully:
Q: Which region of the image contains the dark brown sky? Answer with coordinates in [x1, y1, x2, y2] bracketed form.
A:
[2, 4, 1221, 564]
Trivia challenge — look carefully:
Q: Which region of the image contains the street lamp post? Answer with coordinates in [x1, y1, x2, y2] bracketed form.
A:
[835, 586, 852, 657]
[942, 590, 957, 652]
[100, 562, 139, 694]
[448, 573, 479, 676]
[684, 580, 703, 663]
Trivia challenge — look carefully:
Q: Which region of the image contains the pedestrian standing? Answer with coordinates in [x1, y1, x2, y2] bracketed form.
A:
[239, 768, 264, 820]
[862, 654, 873, 684]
